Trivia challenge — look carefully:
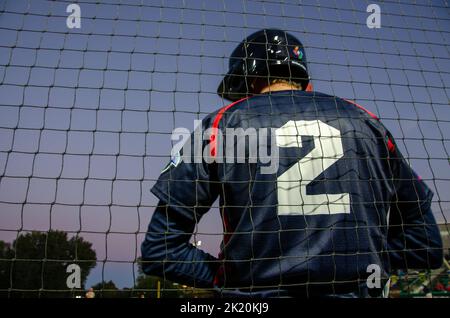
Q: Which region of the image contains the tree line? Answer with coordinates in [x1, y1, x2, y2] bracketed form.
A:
[0, 230, 208, 298]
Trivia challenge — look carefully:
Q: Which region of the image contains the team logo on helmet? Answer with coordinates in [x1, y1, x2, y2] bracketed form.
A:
[293, 46, 303, 60]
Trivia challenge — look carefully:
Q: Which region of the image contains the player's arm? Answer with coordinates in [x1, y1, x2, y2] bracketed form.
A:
[386, 133, 443, 270]
[141, 200, 219, 288]
[141, 117, 220, 287]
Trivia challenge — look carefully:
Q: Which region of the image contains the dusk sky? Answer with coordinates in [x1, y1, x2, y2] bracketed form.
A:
[0, 0, 449, 289]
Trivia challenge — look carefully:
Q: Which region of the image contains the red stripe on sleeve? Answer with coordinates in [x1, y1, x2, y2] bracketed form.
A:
[387, 137, 396, 153]
[344, 98, 379, 120]
[210, 97, 249, 157]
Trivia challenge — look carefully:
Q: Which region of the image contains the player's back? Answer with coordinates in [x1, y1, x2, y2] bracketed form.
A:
[212, 90, 395, 296]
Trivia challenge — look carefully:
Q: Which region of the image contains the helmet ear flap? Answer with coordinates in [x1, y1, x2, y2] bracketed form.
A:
[229, 74, 241, 89]
[218, 73, 252, 101]
[228, 73, 247, 95]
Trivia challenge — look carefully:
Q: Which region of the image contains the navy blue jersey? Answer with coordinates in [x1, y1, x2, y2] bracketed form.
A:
[142, 90, 442, 297]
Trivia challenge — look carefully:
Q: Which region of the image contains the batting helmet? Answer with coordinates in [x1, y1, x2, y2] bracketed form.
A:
[217, 29, 310, 101]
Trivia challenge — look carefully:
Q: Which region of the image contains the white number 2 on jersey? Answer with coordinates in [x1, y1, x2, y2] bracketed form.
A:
[275, 120, 350, 216]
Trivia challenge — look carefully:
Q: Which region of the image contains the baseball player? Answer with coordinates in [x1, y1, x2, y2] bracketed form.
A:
[141, 29, 442, 297]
